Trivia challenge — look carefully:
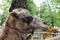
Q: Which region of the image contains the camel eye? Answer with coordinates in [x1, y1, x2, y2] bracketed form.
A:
[21, 16, 33, 23]
[12, 13, 18, 19]
[11, 12, 18, 19]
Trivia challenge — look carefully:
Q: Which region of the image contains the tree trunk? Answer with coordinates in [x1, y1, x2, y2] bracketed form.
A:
[9, 0, 27, 12]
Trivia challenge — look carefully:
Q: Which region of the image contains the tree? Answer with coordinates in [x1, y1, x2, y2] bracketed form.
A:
[9, 0, 27, 12]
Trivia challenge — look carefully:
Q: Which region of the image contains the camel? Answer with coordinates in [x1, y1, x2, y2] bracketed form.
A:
[0, 8, 50, 40]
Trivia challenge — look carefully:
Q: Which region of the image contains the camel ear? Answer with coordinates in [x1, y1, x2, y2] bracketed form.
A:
[10, 12, 18, 19]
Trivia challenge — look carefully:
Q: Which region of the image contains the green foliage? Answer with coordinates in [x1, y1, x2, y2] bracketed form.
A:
[39, 1, 52, 26]
[0, 0, 11, 25]
[27, 0, 39, 16]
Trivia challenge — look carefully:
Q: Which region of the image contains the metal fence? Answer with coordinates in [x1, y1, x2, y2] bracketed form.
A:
[31, 32, 60, 40]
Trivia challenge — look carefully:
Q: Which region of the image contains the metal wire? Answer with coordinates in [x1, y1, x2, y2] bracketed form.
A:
[34, 32, 60, 35]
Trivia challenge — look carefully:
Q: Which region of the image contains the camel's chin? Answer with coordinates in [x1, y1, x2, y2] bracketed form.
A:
[0, 25, 5, 37]
[0, 28, 4, 37]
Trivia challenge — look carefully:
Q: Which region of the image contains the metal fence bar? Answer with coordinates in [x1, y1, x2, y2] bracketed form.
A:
[34, 32, 60, 34]
[31, 32, 60, 40]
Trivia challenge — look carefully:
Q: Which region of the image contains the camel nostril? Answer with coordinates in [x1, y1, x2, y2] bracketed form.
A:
[42, 26, 50, 31]
[42, 27, 48, 31]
